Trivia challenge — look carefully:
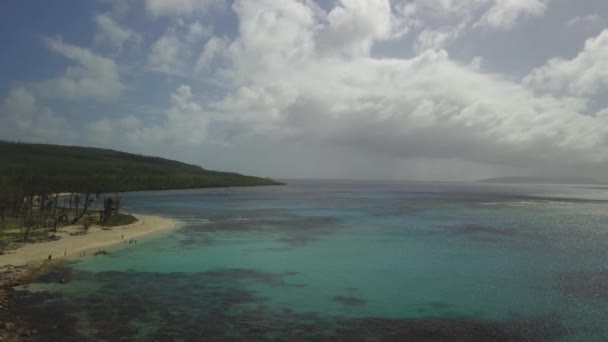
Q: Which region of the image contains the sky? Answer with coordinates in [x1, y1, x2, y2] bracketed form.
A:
[1, 0, 608, 181]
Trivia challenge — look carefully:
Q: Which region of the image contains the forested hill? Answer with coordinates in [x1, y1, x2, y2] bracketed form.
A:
[0, 141, 282, 193]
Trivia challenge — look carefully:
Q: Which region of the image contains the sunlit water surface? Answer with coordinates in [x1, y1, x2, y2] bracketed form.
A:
[9, 181, 608, 341]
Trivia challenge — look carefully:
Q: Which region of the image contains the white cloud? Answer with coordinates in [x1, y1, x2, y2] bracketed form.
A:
[405, 0, 553, 53]
[0, 87, 68, 141]
[194, 36, 228, 73]
[147, 21, 212, 76]
[144, 0, 223, 17]
[35, 37, 124, 102]
[93, 12, 142, 54]
[470, 56, 483, 71]
[187, 21, 213, 42]
[568, 14, 605, 31]
[476, 0, 550, 29]
[162, 84, 210, 143]
[77, 0, 608, 172]
[148, 33, 183, 74]
[87, 85, 211, 145]
[86, 115, 142, 146]
[524, 29, 608, 96]
[414, 26, 465, 52]
[0, 37, 124, 143]
[188, 0, 608, 169]
[318, 0, 393, 57]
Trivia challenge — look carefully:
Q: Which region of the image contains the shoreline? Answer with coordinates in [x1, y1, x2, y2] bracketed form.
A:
[0, 214, 180, 340]
[0, 214, 180, 268]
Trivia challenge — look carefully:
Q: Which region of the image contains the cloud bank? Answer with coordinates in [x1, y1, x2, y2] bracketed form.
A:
[2, 0, 608, 180]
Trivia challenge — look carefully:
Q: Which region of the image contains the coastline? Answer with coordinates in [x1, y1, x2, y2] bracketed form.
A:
[0, 214, 180, 340]
[0, 214, 180, 269]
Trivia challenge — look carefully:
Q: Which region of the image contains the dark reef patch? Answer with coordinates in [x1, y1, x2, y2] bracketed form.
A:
[332, 295, 366, 307]
[2, 290, 86, 341]
[178, 210, 341, 248]
[558, 270, 608, 300]
[201, 268, 301, 287]
[332, 316, 565, 342]
[6, 264, 568, 341]
[428, 301, 452, 310]
[28, 262, 89, 284]
[452, 224, 518, 237]
[426, 223, 537, 246]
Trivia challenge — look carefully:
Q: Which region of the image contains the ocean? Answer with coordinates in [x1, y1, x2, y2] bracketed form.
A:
[9, 180, 608, 341]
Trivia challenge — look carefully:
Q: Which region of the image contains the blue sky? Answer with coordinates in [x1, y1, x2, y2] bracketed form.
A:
[2, 0, 608, 181]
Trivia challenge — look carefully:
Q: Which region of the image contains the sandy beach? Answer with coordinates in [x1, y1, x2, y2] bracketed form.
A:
[0, 214, 180, 268]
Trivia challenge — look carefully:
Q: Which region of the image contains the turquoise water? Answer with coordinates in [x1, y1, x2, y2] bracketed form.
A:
[10, 181, 608, 341]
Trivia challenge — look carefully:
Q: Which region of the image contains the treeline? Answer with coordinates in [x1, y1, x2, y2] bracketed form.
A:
[0, 174, 124, 246]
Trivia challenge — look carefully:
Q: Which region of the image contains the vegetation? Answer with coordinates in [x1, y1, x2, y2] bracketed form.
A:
[0, 141, 281, 193]
[0, 141, 282, 250]
[101, 214, 138, 227]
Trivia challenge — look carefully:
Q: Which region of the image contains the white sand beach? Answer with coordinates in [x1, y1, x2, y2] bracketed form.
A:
[0, 214, 180, 267]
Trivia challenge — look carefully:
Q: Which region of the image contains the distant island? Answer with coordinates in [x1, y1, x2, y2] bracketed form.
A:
[477, 176, 602, 185]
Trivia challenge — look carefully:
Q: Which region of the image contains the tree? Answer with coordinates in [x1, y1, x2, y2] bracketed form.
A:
[71, 192, 94, 225]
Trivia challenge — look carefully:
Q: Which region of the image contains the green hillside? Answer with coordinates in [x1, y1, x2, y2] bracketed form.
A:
[0, 141, 282, 193]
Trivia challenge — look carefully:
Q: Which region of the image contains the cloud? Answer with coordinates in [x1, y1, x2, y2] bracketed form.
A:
[470, 56, 483, 71]
[524, 29, 608, 96]
[318, 0, 393, 57]
[32, 0, 606, 174]
[87, 85, 211, 145]
[162, 84, 210, 143]
[187, 21, 213, 41]
[93, 12, 142, 54]
[147, 33, 183, 74]
[144, 0, 223, 17]
[35, 37, 124, 102]
[476, 0, 550, 29]
[85, 115, 142, 146]
[0, 87, 68, 141]
[567, 14, 606, 31]
[405, 0, 553, 52]
[414, 26, 465, 52]
[0, 36, 123, 144]
[194, 36, 228, 73]
[188, 0, 608, 170]
[147, 21, 212, 76]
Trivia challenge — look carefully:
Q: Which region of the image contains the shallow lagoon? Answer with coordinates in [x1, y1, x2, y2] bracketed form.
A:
[10, 181, 608, 341]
